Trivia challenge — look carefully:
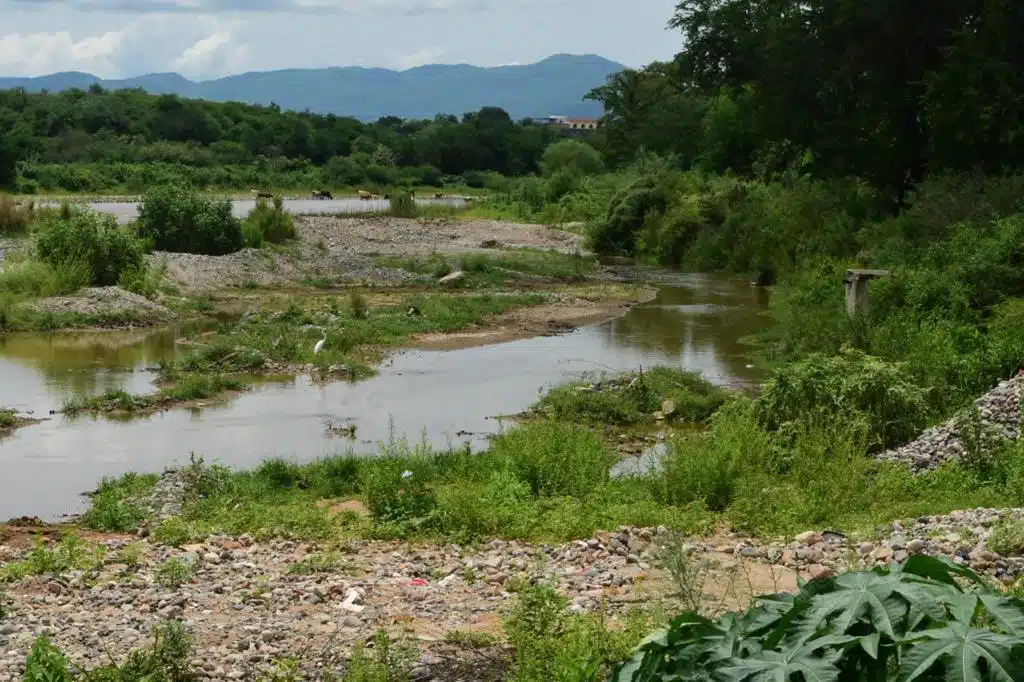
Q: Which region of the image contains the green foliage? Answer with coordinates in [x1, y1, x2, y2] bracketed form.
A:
[243, 197, 296, 248]
[540, 139, 604, 177]
[1, 533, 105, 582]
[137, 185, 243, 255]
[0, 407, 15, 429]
[79, 472, 157, 532]
[62, 375, 245, 416]
[0, 193, 32, 234]
[156, 558, 195, 588]
[23, 637, 72, 682]
[2, 86, 566, 192]
[388, 191, 418, 218]
[988, 522, 1024, 557]
[34, 209, 146, 288]
[614, 556, 1024, 682]
[754, 348, 930, 451]
[24, 620, 196, 681]
[505, 579, 658, 682]
[534, 367, 730, 425]
[589, 174, 669, 255]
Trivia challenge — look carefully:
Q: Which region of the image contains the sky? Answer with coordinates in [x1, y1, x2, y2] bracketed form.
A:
[0, 0, 682, 80]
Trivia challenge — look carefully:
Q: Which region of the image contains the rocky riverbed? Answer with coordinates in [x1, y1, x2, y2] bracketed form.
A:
[2, 507, 1022, 679]
[876, 374, 1024, 471]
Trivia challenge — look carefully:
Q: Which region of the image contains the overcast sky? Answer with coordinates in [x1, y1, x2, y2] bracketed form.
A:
[0, 0, 681, 79]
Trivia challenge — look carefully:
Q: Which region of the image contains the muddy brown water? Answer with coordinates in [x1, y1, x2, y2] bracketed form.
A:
[0, 273, 769, 521]
[38, 197, 468, 224]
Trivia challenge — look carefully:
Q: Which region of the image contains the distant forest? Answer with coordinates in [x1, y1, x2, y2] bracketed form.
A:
[0, 86, 574, 191]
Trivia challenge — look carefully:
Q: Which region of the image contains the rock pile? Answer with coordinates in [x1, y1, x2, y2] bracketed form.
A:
[876, 375, 1024, 471]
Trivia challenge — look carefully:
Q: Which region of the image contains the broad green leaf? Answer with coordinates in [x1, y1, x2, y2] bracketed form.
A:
[900, 555, 986, 589]
[978, 594, 1024, 637]
[859, 631, 881, 659]
[898, 621, 1023, 682]
[716, 635, 850, 682]
[803, 571, 908, 640]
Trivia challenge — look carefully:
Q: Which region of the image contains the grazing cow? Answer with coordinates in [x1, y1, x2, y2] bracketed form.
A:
[252, 189, 273, 200]
[358, 190, 372, 200]
[312, 190, 333, 200]
[434, 192, 444, 199]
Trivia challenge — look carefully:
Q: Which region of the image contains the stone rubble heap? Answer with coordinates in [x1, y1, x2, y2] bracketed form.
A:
[690, 507, 1024, 584]
[875, 375, 1024, 471]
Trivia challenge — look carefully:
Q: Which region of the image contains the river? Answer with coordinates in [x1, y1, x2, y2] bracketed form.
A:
[0, 272, 769, 521]
[36, 197, 468, 224]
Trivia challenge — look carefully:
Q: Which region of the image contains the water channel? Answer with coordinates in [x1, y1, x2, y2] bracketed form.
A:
[37, 197, 468, 224]
[0, 271, 770, 522]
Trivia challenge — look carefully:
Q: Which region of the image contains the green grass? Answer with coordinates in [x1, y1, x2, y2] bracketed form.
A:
[377, 249, 595, 287]
[163, 291, 548, 377]
[79, 472, 159, 532]
[532, 367, 732, 426]
[0, 408, 16, 429]
[1, 533, 107, 582]
[62, 375, 246, 416]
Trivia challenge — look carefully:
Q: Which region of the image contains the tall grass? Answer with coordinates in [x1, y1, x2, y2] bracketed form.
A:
[0, 194, 32, 234]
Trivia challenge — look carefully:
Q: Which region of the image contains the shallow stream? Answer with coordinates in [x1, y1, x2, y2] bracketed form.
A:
[0, 272, 769, 520]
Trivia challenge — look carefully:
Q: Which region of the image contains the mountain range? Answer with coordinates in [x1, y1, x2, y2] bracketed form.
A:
[0, 54, 625, 121]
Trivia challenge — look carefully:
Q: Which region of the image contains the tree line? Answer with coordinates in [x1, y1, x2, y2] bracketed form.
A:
[587, 0, 1024, 205]
[0, 84, 568, 191]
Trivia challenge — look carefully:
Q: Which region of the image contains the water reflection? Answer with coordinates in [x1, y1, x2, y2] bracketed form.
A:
[0, 271, 770, 520]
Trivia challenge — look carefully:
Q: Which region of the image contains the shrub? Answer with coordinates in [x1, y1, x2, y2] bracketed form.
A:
[138, 185, 243, 255]
[589, 174, 670, 254]
[488, 421, 615, 498]
[34, 209, 146, 288]
[540, 139, 605, 177]
[535, 367, 730, 425]
[243, 197, 296, 248]
[388, 191, 418, 218]
[614, 556, 1024, 682]
[754, 347, 929, 450]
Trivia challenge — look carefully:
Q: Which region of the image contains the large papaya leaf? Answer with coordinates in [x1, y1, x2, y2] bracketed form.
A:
[977, 594, 1024, 638]
[716, 635, 854, 682]
[799, 571, 911, 641]
[898, 621, 1024, 682]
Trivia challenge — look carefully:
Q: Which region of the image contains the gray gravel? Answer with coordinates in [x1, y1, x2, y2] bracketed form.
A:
[875, 375, 1024, 471]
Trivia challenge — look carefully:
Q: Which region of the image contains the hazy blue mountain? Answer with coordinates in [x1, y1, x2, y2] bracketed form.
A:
[0, 54, 624, 121]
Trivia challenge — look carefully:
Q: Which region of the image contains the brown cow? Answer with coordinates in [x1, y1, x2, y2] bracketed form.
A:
[358, 190, 372, 200]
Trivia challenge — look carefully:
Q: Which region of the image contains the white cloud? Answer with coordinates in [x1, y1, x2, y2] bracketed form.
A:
[8, 0, 508, 14]
[172, 20, 248, 76]
[0, 16, 248, 78]
[392, 48, 443, 69]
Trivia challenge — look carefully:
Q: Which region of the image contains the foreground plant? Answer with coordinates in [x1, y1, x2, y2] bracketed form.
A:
[614, 556, 1024, 682]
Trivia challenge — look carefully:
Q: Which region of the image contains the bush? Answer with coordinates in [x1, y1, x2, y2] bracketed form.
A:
[388, 191, 418, 218]
[754, 347, 929, 450]
[589, 174, 670, 254]
[534, 367, 730, 425]
[540, 139, 604, 177]
[34, 209, 146, 288]
[243, 197, 296, 248]
[488, 421, 615, 498]
[138, 185, 243, 255]
[614, 556, 1024, 682]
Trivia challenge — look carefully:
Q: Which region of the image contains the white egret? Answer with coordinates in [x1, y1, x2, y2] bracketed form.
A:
[313, 327, 327, 355]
